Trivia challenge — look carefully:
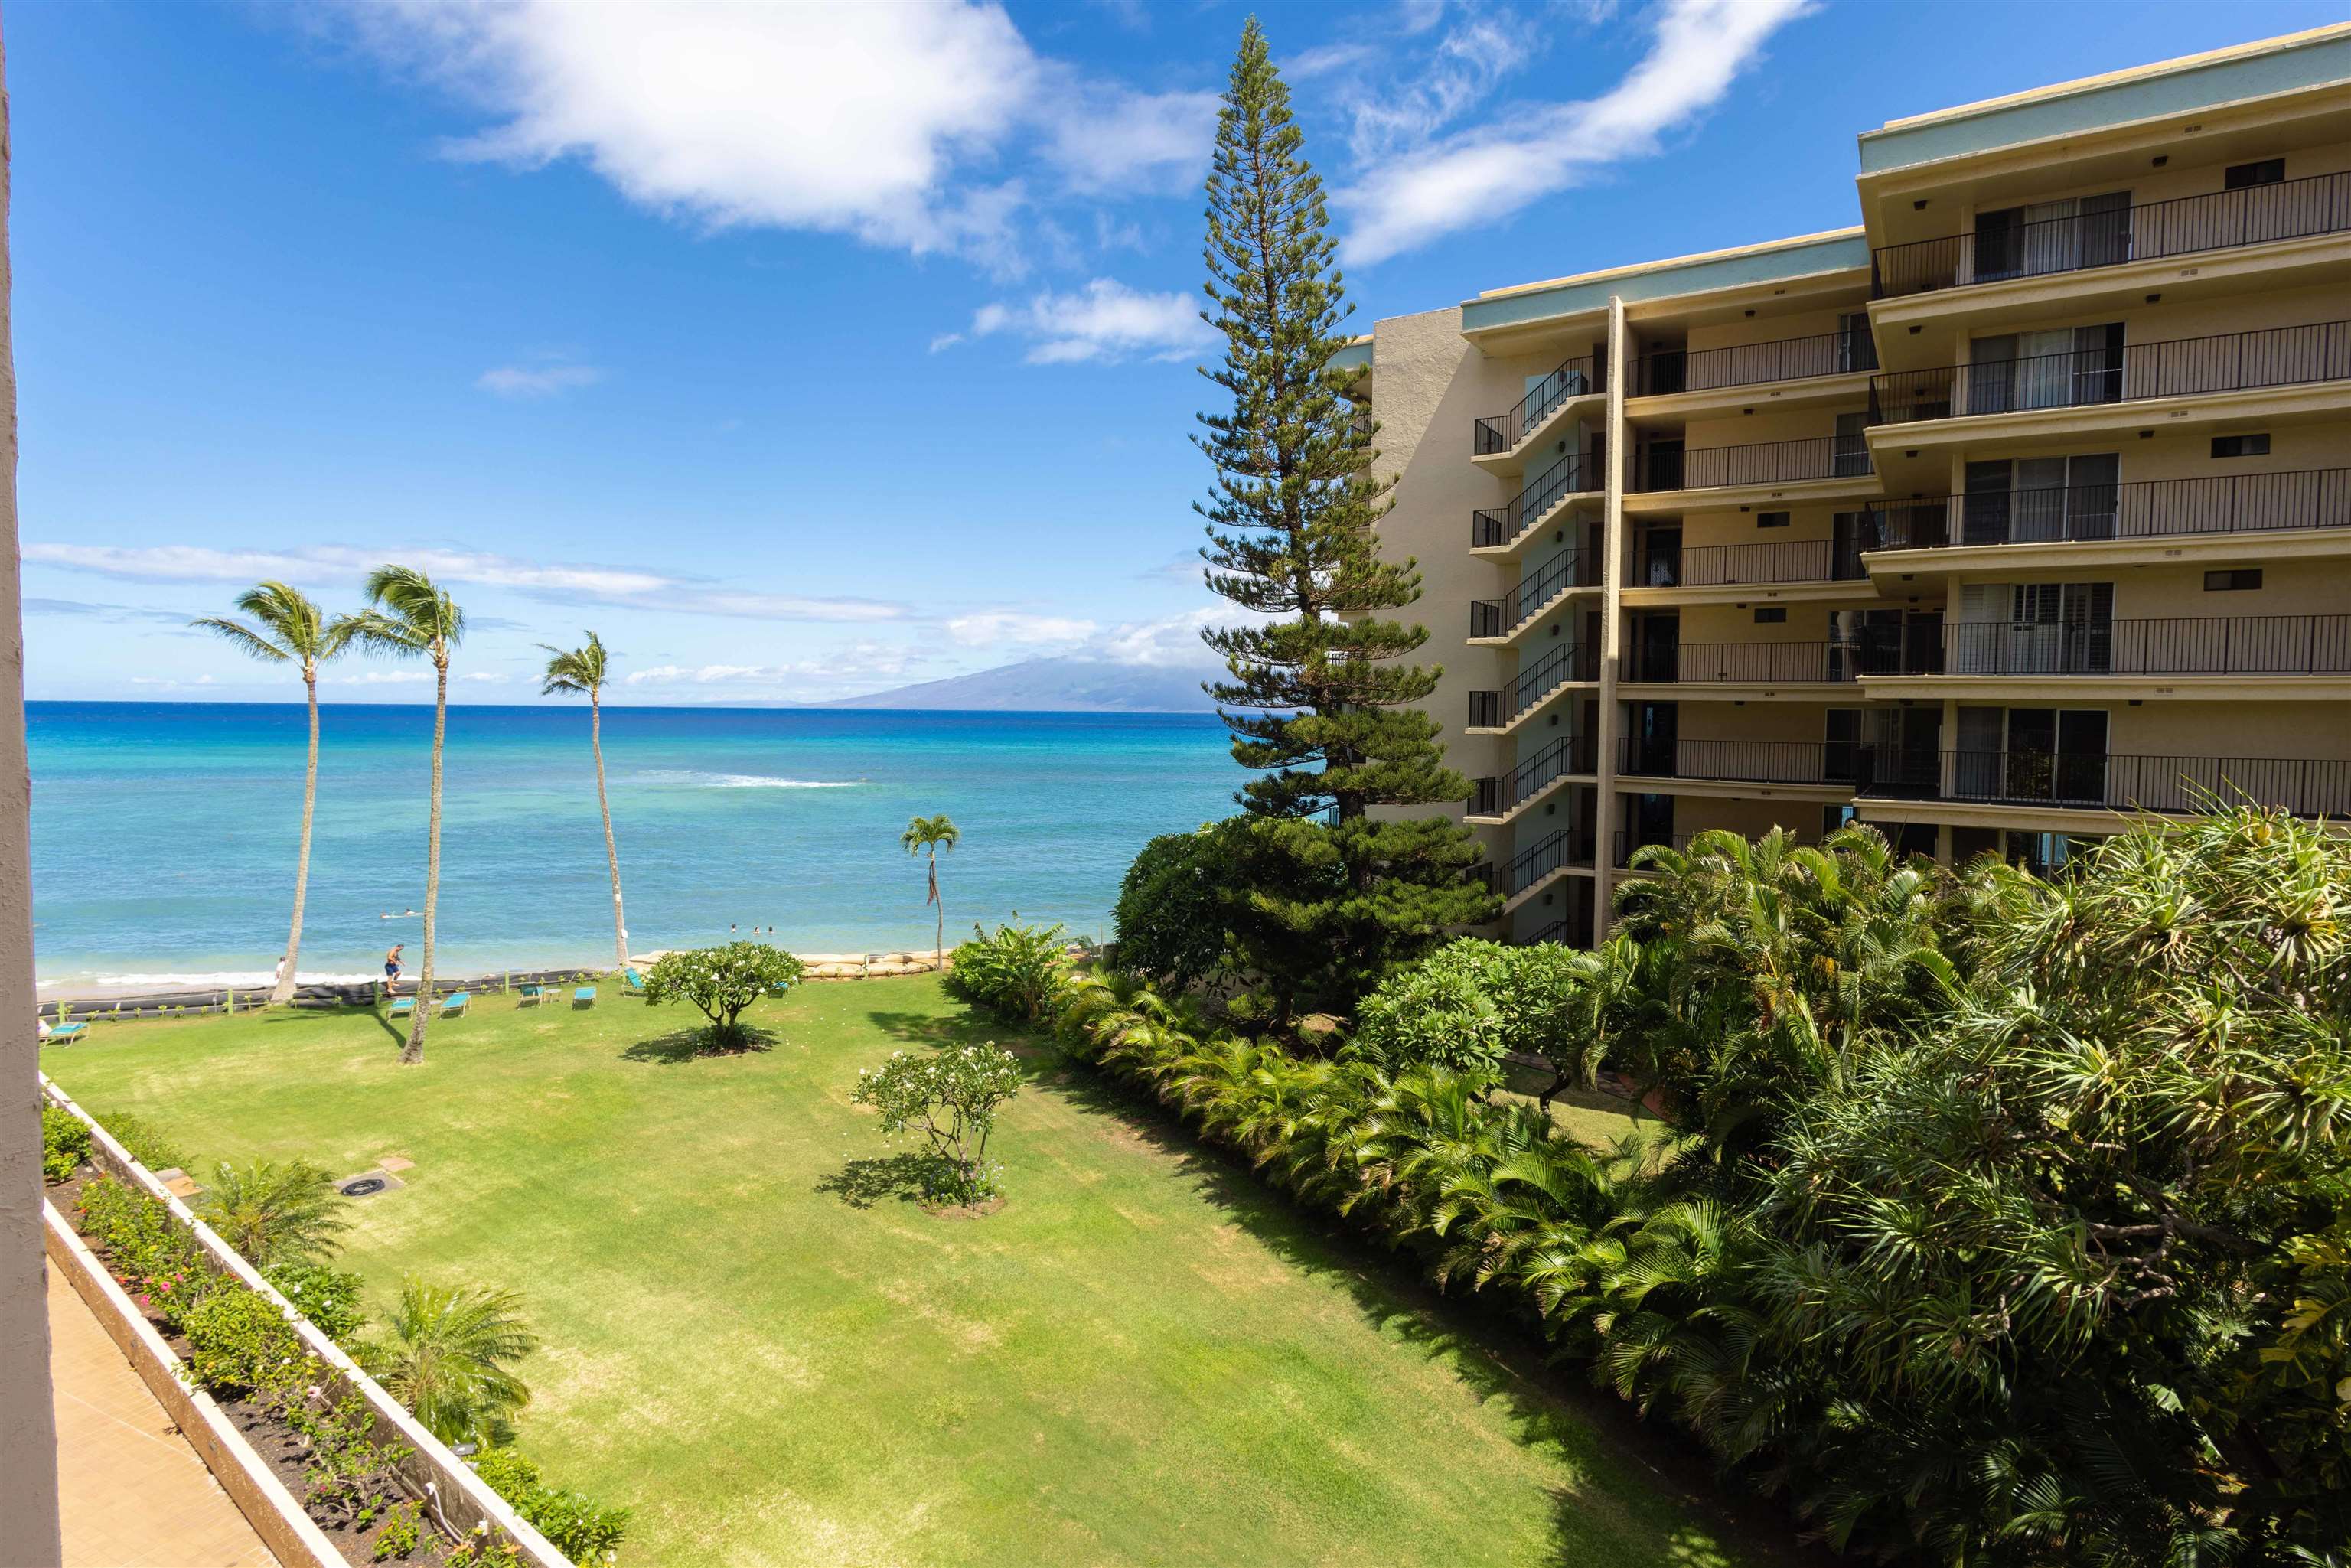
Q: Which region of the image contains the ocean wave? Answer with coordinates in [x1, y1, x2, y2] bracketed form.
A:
[43, 970, 384, 992]
[634, 769, 863, 790]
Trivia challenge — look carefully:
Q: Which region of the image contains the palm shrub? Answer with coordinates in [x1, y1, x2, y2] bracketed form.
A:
[946, 922, 1068, 1024]
[199, 1159, 352, 1267]
[360, 1281, 538, 1449]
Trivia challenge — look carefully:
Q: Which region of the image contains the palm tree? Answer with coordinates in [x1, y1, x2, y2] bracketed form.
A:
[900, 814, 960, 963]
[197, 1159, 351, 1266]
[359, 1280, 536, 1448]
[539, 633, 628, 973]
[336, 566, 465, 1064]
[191, 584, 354, 1005]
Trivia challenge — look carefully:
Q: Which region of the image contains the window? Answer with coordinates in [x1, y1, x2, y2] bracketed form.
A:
[1973, 192, 2130, 279]
[2204, 569, 2264, 592]
[1837, 311, 1877, 373]
[1756, 510, 1790, 529]
[1753, 607, 1787, 624]
[2212, 433, 2271, 458]
[2225, 158, 2285, 190]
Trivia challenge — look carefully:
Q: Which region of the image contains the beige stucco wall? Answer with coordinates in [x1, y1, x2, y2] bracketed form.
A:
[1677, 699, 1847, 745]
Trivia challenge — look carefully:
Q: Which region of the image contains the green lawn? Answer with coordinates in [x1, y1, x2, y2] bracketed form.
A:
[43, 977, 1782, 1568]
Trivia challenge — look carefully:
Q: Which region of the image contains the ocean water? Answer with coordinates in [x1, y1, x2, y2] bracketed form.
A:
[27, 703, 1238, 990]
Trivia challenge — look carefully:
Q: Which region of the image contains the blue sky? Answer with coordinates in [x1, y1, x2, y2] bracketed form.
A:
[13, 0, 2343, 704]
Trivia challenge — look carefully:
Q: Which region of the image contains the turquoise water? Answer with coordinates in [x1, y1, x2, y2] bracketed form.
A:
[28, 703, 1237, 989]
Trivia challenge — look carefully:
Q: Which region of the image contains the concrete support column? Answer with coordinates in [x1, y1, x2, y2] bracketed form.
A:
[1590, 298, 1627, 942]
[0, 17, 66, 1564]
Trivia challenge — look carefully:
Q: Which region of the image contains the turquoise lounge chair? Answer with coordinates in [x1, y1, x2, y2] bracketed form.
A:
[387, 996, 416, 1019]
[440, 993, 470, 1019]
[767, 980, 793, 998]
[517, 983, 544, 1007]
[624, 968, 646, 994]
[572, 986, 597, 1008]
[46, 1022, 89, 1046]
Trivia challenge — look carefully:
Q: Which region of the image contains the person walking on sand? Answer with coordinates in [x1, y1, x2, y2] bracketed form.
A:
[385, 944, 404, 989]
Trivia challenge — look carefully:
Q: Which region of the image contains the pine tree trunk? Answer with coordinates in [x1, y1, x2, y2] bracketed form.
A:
[403, 658, 446, 1064]
[593, 690, 626, 972]
[274, 669, 318, 1006]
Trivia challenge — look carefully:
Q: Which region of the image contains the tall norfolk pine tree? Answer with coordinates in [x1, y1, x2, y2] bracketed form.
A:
[1194, 19, 1498, 1022]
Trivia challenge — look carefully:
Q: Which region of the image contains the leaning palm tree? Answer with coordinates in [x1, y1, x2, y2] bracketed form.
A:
[539, 634, 628, 972]
[900, 814, 960, 964]
[336, 567, 465, 1064]
[197, 1159, 351, 1267]
[358, 1280, 536, 1448]
[191, 585, 354, 1005]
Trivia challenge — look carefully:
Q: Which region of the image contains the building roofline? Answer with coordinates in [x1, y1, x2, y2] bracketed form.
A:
[1470, 227, 1866, 305]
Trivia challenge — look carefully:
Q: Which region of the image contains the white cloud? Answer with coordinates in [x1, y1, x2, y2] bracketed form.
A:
[458, 670, 507, 683]
[947, 611, 1098, 648]
[962, 277, 1209, 365]
[1345, 12, 1531, 164]
[619, 641, 924, 690]
[1339, 0, 1813, 264]
[129, 674, 217, 690]
[331, 670, 435, 686]
[343, 1, 1216, 275]
[478, 363, 604, 399]
[1085, 606, 1224, 669]
[24, 542, 910, 626]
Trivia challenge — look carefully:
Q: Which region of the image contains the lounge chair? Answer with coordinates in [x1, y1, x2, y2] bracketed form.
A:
[572, 986, 597, 1008]
[46, 1021, 89, 1046]
[517, 983, 545, 1008]
[767, 980, 793, 998]
[440, 993, 470, 1018]
[387, 996, 416, 1019]
[624, 968, 646, 994]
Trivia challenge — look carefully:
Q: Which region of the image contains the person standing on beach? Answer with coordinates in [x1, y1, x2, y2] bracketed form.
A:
[385, 944, 404, 989]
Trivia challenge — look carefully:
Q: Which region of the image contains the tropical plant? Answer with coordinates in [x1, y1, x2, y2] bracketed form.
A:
[197, 1158, 351, 1267]
[640, 942, 803, 1051]
[41, 1103, 90, 1183]
[1111, 824, 1241, 990]
[899, 813, 960, 964]
[181, 1283, 306, 1394]
[473, 1449, 631, 1564]
[853, 1044, 1023, 1206]
[192, 582, 355, 1004]
[262, 1259, 367, 1345]
[337, 566, 465, 1064]
[360, 1280, 537, 1449]
[946, 922, 1068, 1024]
[540, 632, 629, 973]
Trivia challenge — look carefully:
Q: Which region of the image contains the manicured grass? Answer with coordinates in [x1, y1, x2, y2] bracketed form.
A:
[44, 978, 1777, 1568]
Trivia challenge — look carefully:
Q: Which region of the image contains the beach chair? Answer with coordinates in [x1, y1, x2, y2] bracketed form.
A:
[624, 968, 646, 995]
[767, 980, 793, 998]
[517, 983, 545, 1008]
[387, 996, 416, 1019]
[440, 993, 470, 1019]
[572, 986, 597, 1008]
[45, 1021, 89, 1046]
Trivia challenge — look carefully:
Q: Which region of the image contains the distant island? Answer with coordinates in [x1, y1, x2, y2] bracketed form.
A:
[820, 657, 1219, 712]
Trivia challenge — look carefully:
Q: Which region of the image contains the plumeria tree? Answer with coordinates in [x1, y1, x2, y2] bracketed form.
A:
[641, 942, 803, 1051]
[852, 1045, 1022, 1208]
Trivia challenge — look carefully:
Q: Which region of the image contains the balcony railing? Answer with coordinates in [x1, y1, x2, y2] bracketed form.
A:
[1866, 467, 2351, 552]
[1508, 825, 1598, 895]
[1857, 614, 2351, 678]
[1474, 352, 1603, 455]
[1518, 915, 1589, 948]
[1467, 733, 1596, 817]
[1625, 639, 1862, 684]
[1467, 642, 1599, 727]
[1632, 330, 1877, 396]
[1474, 450, 1593, 549]
[1634, 535, 1867, 587]
[1867, 319, 2351, 427]
[1857, 746, 2351, 819]
[1871, 171, 2351, 299]
[1617, 737, 1858, 787]
[1631, 432, 1872, 492]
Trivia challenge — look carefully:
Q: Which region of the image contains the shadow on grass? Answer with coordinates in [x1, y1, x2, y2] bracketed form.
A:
[863, 1010, 1006, 1050]
[814, 1152, 944, 1210]
[620, 1025, 778, 1065]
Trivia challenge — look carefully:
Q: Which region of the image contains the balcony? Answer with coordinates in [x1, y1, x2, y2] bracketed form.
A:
[1867, 319, 2351, 428]
[1466, 733, 1597, 820]
[1469, 551, 1599, 641]
[1466, 641, 1599, 729]
[1867, 468, 2351, 554]
[1631, 329, 1877, 397]
[1506, 825, 1597, 899]
[1629, 432, 1872, 494]
[1473, 450, 1593, 550]
[1858, 747, 2351, 820]
[1624, 639, 1861, 686]
[1871, 171, 2351, 300]
[1617, 736, 1858, 787]
[1858, 614, 2351, 680]
[1634, 535, 1867, 588]
[1612, 831, 1697, 869]
[1473, 351, 1603, 458]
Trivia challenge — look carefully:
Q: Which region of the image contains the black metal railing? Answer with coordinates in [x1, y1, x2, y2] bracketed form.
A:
[1616, 737, 1857, 786]
[1475, 450, 1595, 550]
[1518, 917, 1587, 948]
[1632, 432, 1872, 492]
[1469, 643, 1600, 728]
[1857, 747, 2351, 819]
[1625, 639, 1862, 684]
[1633, 330, 1877, 396]
[1474, 352, 1603, 455]
[1872, 171, 2351, 298]
[1866, 467, 2351, 552]
[1867, 319, 2351, 427]
[1511, 551, 1598, 628]
[1858, 614, 2351, 678]
[1612, 831, 1699, 869]
[1508, 826, 1598, 895]
[1634, 535, 1867, 587]
[1471, 508, 1512, 549]
[1467, 733, 1597, 817]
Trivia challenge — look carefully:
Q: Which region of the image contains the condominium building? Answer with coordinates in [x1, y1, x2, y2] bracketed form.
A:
[1344, 24, 2351, 947]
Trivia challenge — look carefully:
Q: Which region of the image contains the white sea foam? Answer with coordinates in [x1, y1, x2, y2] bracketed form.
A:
[634, 769, 862, 790]
[43, 970, 384, 993]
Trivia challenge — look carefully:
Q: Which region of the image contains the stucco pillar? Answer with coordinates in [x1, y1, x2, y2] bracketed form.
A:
[1590, 297, 1627, 941]
[0, 15, 64, 1564]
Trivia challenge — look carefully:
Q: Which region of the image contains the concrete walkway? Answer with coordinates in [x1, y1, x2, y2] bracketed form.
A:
[47, 1263, 281, 1568]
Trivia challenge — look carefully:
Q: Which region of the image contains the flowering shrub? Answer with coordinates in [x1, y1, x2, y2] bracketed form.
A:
[641, 942, 804, 1050]
[262, 1260, 367, 1345]
[181, 1285, 305, 1395]
[852, 1045, 1024, 1205]
[41, 1104, 90, 1183]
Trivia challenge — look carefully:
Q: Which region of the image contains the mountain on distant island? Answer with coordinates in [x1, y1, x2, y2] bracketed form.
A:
[820, 657, 1220, 712]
